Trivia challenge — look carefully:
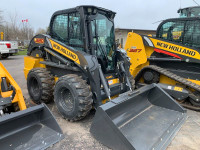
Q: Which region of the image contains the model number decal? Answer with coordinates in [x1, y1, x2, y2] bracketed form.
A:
[174, 87, 183, 92]
[129, 47, 142, 53]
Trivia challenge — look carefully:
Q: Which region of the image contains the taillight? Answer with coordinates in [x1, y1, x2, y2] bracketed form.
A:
[6, 43, 11, 48]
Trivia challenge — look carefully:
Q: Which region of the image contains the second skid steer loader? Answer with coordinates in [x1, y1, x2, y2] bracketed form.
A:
[125, 17, 200, 110]
[24, 6, 186, 150]
[0, 62, 64, 150]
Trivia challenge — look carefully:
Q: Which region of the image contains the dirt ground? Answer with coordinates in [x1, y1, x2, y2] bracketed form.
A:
[1, 55, 200, 150]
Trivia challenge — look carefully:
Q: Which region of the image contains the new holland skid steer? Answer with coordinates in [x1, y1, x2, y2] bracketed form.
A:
[24, 6, 186, 150]
[0, 62, 64, 150]
[125, 17, 200, 110]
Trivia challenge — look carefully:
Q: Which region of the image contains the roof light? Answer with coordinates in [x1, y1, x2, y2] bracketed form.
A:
[93, 8, 97, 14]
[88, 8, 92, 13]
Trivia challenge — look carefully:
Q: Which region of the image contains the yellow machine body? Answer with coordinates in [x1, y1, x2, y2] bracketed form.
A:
[125, 32, 152, 77]
[24, 56, 45, 79]
[125, 32, 200, 87]
[24, 56, 120, 104]
[0, 62, 26, 110]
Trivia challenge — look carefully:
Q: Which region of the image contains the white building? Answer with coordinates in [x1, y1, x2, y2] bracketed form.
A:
[115, 28, 156, 48]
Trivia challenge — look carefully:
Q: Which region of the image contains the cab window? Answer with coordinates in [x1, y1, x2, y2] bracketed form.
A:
[52, 14, 68, 42]
[158, 21, 184, 44]
[184, 20, 200, 49]
[51, 13, 84, 51]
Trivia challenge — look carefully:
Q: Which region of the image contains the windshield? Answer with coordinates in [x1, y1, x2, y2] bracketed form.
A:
[91, 13, 115, 71]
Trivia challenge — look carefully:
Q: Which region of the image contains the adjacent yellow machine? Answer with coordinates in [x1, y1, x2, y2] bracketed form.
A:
[125, 17, 200, 110]
[0, 62, 63, 150]
[0, 62, 27, 111]
[0, 62, 27, 110]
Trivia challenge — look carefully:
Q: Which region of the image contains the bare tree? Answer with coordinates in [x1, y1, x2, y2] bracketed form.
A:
[35, 28, 47, 35]
[7, 12, 20, 40]
[0, 10, 3, 26]
[21, 22, 34, 40]
[0, 10, 34, 43]
[3, 12, 34, 41]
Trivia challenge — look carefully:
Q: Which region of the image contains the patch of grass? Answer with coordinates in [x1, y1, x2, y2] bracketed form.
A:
[15, 49, 27, 55]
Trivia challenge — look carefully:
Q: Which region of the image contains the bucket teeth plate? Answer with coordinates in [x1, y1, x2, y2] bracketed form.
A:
[0, 104, 64, 150]
[90, 84, 187, 150]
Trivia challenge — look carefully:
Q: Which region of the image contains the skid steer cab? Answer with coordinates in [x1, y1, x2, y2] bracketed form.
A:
[0, 62, 64, 150]
[24, 6, 186, 150]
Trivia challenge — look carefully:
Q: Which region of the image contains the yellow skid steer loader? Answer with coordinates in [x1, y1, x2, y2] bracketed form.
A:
[24, 6, 186, 150]
[0, 62, 64, 150]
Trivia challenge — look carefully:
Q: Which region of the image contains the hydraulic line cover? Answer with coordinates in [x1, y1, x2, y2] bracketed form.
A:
[90, 84, 187, 150]
[0, 104, 64, 150]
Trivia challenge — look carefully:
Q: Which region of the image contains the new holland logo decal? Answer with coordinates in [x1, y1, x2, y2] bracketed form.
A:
[150, 38, 200, 60]
[49, 39, 80, 64]
[157, 42, 196, 56]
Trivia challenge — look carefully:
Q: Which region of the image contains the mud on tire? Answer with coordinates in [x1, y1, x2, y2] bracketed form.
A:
[27, 68, 54, 104]
[54, 74, 93, 121]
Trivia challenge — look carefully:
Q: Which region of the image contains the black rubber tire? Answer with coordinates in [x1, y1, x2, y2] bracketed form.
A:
[143, 69, 160, 84]
[1, 54, 9, 59]
[27, 68, 54, 104]
[54, 74, 93, 121]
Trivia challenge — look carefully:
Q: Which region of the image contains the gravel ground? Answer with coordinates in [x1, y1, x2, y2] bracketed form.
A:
[1, 55, 200, 150]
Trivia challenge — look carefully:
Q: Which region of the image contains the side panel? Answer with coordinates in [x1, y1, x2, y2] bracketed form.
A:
[125, 32, 154, 77]
[24, 56, 45, 79]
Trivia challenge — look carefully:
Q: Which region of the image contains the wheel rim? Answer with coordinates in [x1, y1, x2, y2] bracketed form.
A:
[60, 87, 74, 112]
[30, 77, 40, 97]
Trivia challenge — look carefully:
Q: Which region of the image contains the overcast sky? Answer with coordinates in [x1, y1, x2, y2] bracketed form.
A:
[0, 0, 198, 32]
